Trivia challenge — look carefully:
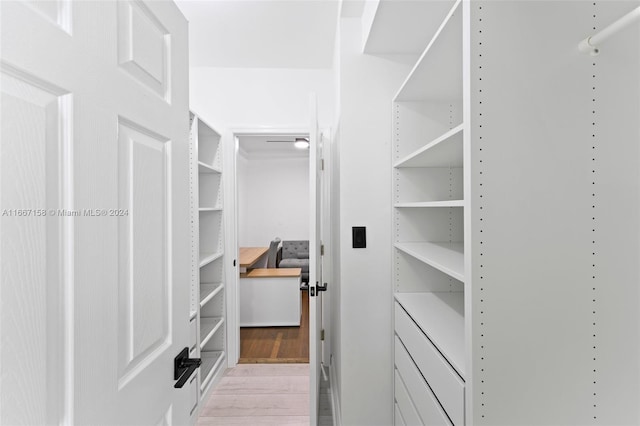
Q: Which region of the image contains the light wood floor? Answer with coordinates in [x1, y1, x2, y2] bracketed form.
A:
[239, 290, 309, 363]
[197, 363, 333, 426]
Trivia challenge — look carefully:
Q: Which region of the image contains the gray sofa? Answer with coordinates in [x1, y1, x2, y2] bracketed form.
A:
[278, 240, 309, 283]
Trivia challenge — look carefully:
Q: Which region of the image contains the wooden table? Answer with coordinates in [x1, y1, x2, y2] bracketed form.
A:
[239, 247, 268, 273]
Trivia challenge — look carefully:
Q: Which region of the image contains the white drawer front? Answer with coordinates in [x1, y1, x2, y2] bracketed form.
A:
[188, 373, 198, 416]
[395, 336, 452, 425]
[190, 316, 197, 351]
[395, 371, 424, 426]
[395, 302, 464, 425]
[395, 403, 407, 426]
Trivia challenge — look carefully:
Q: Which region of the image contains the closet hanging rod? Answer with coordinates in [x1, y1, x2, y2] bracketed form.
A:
[579, 6, 640, 55]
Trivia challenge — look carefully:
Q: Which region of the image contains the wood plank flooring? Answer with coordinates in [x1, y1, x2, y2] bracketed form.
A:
[239, 290, 309, 363]
[197, 363, 334, 426]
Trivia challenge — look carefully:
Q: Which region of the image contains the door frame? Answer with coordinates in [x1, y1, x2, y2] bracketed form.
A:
[224, 126, 321, 366]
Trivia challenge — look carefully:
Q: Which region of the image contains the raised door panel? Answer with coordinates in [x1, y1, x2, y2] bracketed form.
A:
[118, 0, 170, 100]
[116, 120, 172, 388]
[0, 65, 71, 426]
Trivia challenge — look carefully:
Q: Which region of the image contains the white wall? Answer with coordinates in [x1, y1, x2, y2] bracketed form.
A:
[237, 152, 309, 247]
[190, 67, 334, 131]
[337, 17, 414, 426]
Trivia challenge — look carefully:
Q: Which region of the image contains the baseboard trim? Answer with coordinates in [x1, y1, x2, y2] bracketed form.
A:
[329, 364, 342, 426]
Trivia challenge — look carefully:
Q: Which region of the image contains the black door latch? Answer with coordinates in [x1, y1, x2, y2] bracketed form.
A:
[174, 347, 201, 388]
[310, 282, 328, 297]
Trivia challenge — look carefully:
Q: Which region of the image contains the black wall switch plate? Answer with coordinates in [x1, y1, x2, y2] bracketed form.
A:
[352, 226, 366, 248]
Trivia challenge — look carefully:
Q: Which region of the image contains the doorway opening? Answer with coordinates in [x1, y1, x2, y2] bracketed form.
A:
[234, 131, 311, 364]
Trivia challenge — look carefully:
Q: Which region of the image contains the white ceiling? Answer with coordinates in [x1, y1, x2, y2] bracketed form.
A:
[175, 0, 340, 69]
[238, 134, 310, 158]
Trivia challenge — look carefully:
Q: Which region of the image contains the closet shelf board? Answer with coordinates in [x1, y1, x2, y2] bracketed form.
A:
[394, 0, 462, 102]
[200, 317, 224, 348]
[200, 283, 224, 307]
[363, 0, 457, 55]
[200, 351, 225, 392]
[395, 200, 464, 208]
[198, 161, 222, 174]
[395, 242, 464, 282]
[199, 251, 223, 268]
[394, 125, 464, 168]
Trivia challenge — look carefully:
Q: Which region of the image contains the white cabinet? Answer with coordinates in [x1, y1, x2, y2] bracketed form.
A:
[189, 112, 226, 414]
[384, 0, 640, 424]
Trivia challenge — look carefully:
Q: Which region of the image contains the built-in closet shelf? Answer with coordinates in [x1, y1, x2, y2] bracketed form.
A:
[200, 317, 224, 348]
[395, 200, 463, 208]
[395, 242, 464, 282]
[199, 251, 223, 268]
[394, 125, 463, 168]
[200, 351, 225, 392]
[198, 161, 221, 174]
[200, 283, 224, 307]
[394, 0, 462, 102]
[191, 111, 226, 409]
[362, 0, 457, 55]
[395, 292, 465, 378]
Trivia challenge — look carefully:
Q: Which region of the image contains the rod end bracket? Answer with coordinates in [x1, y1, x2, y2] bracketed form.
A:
[579, 37, 600, 56]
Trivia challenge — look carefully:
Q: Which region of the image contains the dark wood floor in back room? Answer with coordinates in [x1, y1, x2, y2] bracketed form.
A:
[239, 290, 309, 363]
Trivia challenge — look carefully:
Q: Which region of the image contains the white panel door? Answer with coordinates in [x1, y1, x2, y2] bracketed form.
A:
[309, 94, 323, 425]
[0, 1, 192, 424]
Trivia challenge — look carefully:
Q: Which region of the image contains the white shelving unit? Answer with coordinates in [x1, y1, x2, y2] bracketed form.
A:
[189, 112, 226, 417]
[391, 2, 465, 424]
[384, 0, 640, 424]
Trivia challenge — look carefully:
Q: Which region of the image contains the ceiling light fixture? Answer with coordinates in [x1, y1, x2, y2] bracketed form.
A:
[294, 137, 310, 149]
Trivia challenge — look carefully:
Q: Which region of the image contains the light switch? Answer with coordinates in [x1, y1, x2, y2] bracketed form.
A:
[352, 226, 366, 248]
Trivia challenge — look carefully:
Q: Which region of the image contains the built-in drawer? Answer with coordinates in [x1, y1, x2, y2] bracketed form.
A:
[188, 372, 198, 416]
[188, 344, 199, 416]
[190, 316, 197, 351]
[395, 370, 423, 426]
[395, 336, 451, 425]
[395, 403, 407, 426]
[395, 302, 464, 425]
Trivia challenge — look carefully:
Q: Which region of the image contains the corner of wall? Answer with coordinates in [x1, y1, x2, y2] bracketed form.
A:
[335, 15, 413, 426]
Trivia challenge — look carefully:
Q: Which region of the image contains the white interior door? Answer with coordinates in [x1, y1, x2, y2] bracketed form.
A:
[0, 1, 193, 424]
[309, 94, 323, 425]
